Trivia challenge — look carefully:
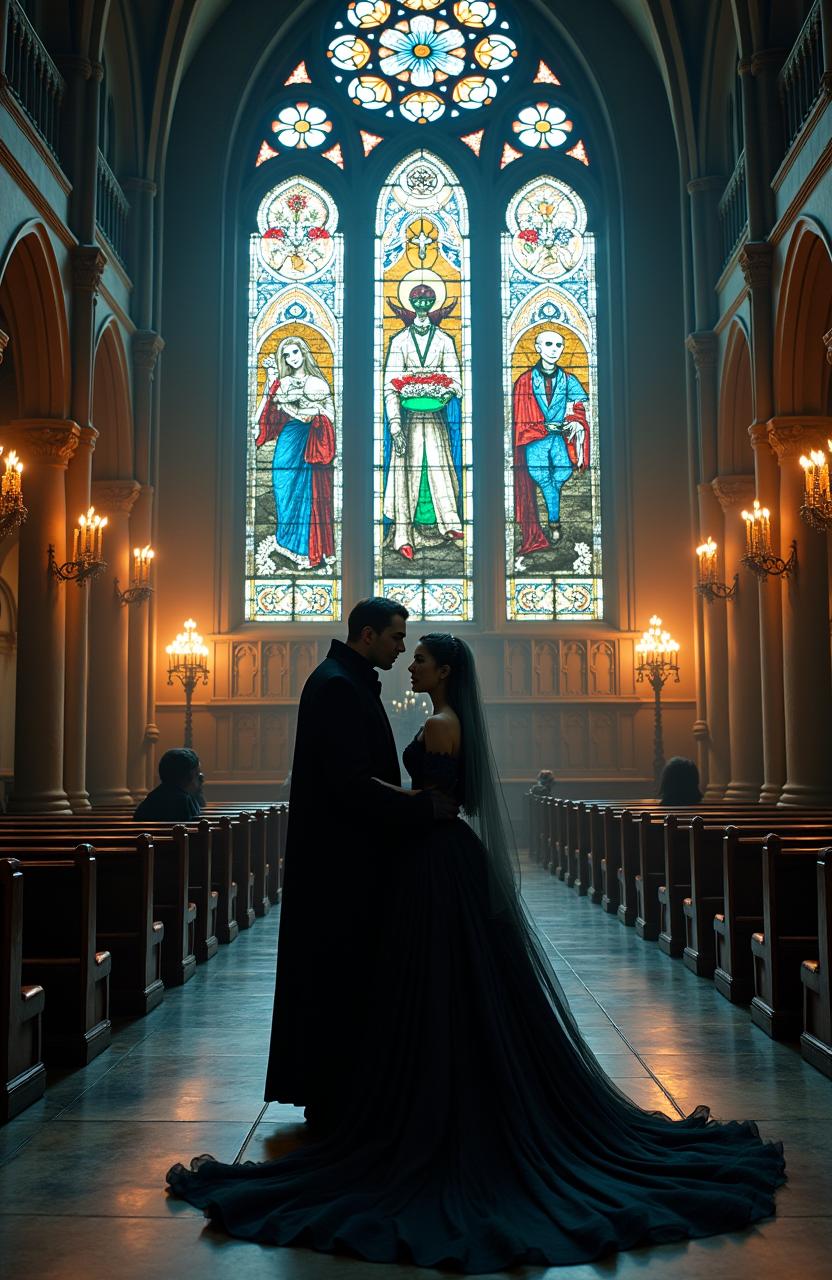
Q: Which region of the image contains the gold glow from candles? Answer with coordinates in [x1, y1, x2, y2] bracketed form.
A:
[740, 498, 771, 558]
[799, 448, 831, 503]
[696, 536, 718, 587]
[73, 507, 107, 562]
[166, 619, 209, 673]
[132, 545, 155, 588]
[635, 615, 680, 669]
[1, 446, 23, 496]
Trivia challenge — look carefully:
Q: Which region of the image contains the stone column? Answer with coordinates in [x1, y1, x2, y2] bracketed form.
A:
[86, 479, 140, 806]
[7, 420, 80, 813]
[126, 483, 153, 799]
[768, 421, 832, 805]
[749, 424, 787, 801]
[697, 481, 731, 798]
[62, 426, 97, 810]
[712, 475, 764, 800]
[0, 1, 11, 78]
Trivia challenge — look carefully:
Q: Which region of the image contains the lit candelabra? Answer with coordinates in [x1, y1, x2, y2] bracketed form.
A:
[0, 446, 26, 540]
[799, 443, 832, 533]
[740, 498, 796, 579]
[115, 545, 155, 605]
[695, 536, 737, 602]
[49, 507, 108, 585]
[166, 618, 210, 749]
[389, 685, 430, 754]
[635, 615, 680, 788]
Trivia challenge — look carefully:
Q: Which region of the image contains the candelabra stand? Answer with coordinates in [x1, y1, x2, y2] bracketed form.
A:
[635, 616, 680, 789]
[799, 445, 832, 532]
[741, 540, 798, 580]
[167, 662, 208, 749]
[48, 544, 107, 586]
[696, 573, 738, 603]
[0, 502, 26, 541]
[0, 448, 27, 540]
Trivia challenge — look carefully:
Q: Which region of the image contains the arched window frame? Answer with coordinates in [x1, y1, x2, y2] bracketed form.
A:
[234, 0, 613, 632]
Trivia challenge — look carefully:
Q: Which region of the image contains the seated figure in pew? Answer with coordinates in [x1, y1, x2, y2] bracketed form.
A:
[659, 756, 702, 805]
[134, 749, 203, 822]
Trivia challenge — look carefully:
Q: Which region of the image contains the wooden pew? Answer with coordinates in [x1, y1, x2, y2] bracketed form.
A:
[714, 829, 825, 1005]
[801, 849, 832, 1077]
[1, 858, 46, 1121]
[18, 849, 111, 1066]
[750, 836, 820, 1039]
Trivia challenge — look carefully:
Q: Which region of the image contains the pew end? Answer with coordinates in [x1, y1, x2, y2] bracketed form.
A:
[1, 859, 47, 1122]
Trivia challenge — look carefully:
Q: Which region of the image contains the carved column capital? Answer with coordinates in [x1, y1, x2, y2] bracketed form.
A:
[133, 330, 165, 376]
[91, 478, 141, 515]
[686, 330, 718, 373]
[739, 241, 773, 290]
[11, 419, 80, 468]
[711, 474, 756, 510]
[122, 177, 158, 198]
[749, 422, 772, 450]
[58, 55, 93, 81]
[0, 328, 9, 365]
[767, 421, 829, 461]
[686, 175, 724, 194]
[90, 62, 104, 84]
[751, 49, 787, 75]
[72, 245, 107, 296]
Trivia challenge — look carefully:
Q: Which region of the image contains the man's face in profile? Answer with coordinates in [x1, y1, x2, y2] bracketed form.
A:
[367, 616, 408, 670]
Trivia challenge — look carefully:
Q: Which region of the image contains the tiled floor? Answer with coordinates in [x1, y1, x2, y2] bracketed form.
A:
[1, 857, 830, 1279]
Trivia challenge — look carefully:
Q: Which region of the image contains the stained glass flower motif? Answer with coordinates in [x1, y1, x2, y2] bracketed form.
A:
[379, 16, 465, 88]
[272, 103, 333, 149]
[348, 75, 393, 108]
[452, 75, 497, 108]
[400, 90, 445, 123]
[473, 34, 516, 70]
[348, 0, 391, 27]
[512, 103, 572, 149]
[328, 34, 372, 71]
[453, 0, 496, 26]
[402, 0, 444, 9]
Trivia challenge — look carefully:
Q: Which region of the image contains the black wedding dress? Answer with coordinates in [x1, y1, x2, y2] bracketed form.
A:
[167, 737, 785, 1271]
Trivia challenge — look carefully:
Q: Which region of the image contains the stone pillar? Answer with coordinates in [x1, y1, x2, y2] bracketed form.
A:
[0, 1, 11, 78]
[768, 421, 832, 805]
[62, 426, 97, 810]
[697, 481, 731, 798]
[7, 420, 80, 813]
[86, 479, 140, 806]
[131, 331, 164, 794]
[749, 424, 787, 801]
[712, 475, 764, 800]
[820, 1, 832, 91]
[126, 483, 153, 799]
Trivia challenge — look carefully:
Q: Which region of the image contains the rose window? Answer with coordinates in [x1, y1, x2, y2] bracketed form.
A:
[329, 0, 517, 122]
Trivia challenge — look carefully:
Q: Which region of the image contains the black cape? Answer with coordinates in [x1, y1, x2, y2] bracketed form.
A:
[133, 782, 200, 822]
[264, 640, 432, 1110]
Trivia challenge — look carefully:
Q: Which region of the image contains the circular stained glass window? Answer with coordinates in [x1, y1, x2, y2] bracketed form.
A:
[331, 1, 516, 122]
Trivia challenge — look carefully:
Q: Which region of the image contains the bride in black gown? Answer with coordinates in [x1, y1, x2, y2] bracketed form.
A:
[167, 633, 785, 1271]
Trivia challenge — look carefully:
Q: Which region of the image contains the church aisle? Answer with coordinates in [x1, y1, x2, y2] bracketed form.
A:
[0, 858, 829, 1279]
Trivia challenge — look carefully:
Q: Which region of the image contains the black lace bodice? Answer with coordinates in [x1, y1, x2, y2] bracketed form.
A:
[403, 732, 461, 798]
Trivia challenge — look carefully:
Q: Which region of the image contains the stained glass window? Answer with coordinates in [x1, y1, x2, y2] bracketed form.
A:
[374, 151, 472, 620]
[245, 176, 343, 621]
[503, 176, 602, 620]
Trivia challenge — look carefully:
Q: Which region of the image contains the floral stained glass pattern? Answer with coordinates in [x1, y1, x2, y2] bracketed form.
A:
[512, 102, 572, 149]
[271, 103, 333, 149]
[330, 2, 516, 123]
[374, 152, 472, 620]
[246, 178, 343, 621]
[503, 177, 602, 620]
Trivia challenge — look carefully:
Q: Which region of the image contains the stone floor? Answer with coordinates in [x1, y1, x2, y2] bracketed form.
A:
[1, 857, 830, 1279]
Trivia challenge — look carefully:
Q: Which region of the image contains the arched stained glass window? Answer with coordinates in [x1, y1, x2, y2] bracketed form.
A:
[245, 176, 343, 621]
[503, 176, 602, 619]
[374, 151, 472, 620]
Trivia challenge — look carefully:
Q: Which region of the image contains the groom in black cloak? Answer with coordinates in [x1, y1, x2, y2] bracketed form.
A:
[264, 597, 456, 1129]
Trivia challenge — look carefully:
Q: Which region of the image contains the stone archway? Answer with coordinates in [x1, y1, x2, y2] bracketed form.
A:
[774, 218, 832, 417]
[717, 322, 754, 475]
[0, 223, 76, 811]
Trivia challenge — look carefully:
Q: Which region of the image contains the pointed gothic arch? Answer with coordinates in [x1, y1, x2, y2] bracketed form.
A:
[92, 320, 134, 478]
[717, 321, 754, 474]
[774, 218, 832, 416]
[0, 222, 70, 419]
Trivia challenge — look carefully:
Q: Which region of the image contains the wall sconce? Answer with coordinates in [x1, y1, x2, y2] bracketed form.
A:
[115, 545, 155, 605]
[0, 446, 27, 540]
[695, 536, 738, 602]
[49, 507, 108, 585]
[635, 615, 680, 788]
[166, 618, 210, 749]
[799, 443, 832, 533]
[740, 499, 796, 579]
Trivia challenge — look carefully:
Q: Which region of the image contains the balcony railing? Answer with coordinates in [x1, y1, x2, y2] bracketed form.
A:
[779, 0, 825, 153]
[718, 150, 748, 269]
[96, 151, 130, 266]
[4, 0, 65, 158]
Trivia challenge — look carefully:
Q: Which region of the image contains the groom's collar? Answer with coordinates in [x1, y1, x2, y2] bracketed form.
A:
[328, 639, 382, 695]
